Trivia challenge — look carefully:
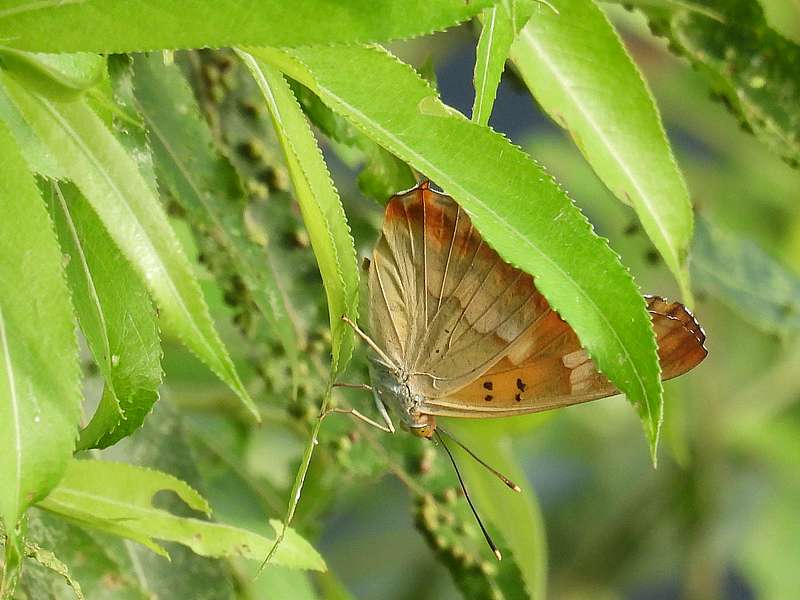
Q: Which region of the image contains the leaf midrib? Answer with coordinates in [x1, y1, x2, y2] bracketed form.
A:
[0, 305, 22, 516]
[47, 484, 204, 520]
[54, 182, 119, 406]
[473, 5, 498, 124]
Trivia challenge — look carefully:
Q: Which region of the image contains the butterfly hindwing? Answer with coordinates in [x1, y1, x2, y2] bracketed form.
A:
[423, 296, 708, 417]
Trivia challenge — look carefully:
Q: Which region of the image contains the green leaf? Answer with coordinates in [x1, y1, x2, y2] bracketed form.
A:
[290, 80, 417, 202]
[418, 494, 529, 600]
[238, 51, 361, 569]
[22, 539, 85, 600]
[0, 71, 258, 419]
[239, 51, 359, 375]
[693, 216, 800, 337]
[0, 81, 64, 178]
[257, 567, 319, 600]
[0, 50, 105, 99]
[102, 400, 248, 599]
[19, 510, 149, 600]
[0, 123, 81, 550]
[253, 44, 664, 458]
[37, 460, 325, 571]
[0, 0, 493, 53]
[106, 55, 158, 192]
[128, 53, 299, 374]
[618, 0, 800, 168]
[46, 182, 161, 450]
[472, 0, 534, 125]
[447, 423, 547, 599]
[509, 0, 695, 301]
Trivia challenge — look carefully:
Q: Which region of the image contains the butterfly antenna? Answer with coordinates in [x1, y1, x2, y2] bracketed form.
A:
[437, 426, 521, 493]
[434, 430, 502, 561]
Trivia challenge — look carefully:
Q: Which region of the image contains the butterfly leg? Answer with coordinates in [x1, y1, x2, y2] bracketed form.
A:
[322, 406, 393, 433]
[332, 382, 373, 392]
[372, 389, 396, 434]
[331, 382, 396, 433]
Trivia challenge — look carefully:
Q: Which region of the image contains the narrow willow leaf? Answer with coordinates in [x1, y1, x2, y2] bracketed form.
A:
[0, 49, 105, 99]
[106, 54, 158, 192]
[0, 0, 492, 53]
[449, 423, 547, 599]
[238, 51, 360, 567]
[0, 82, 64, 178]
[47, 182, 161, 450]
[0, 72, 258, 419]
[37, 460, 325, 571]
[693, 217, 800, 337]
[129, 53, 299, 375]
[20, 510, 149, 600]
[253, 45, 664, 458]
[615, 0, 800, 168]
[472, 0, 534, 126]
[239, 51, 359, 375]
[113, 400, 276, 598]
[22, 539, 85, 600]
[290, 81, 417, 202]
[0, 123, 81, 544]
[509, 0, 695, 302]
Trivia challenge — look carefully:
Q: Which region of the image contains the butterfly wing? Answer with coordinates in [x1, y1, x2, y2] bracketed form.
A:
[369, 183, 707, 416]
[422, 296, 707, 417]
[369, 184, 553, 395]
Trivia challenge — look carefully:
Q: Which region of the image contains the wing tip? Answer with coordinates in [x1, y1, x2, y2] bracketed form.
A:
[645, 294, 707, 350]
[645, 295, 709, 379]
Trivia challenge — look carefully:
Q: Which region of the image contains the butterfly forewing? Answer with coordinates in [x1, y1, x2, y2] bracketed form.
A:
[370, 185, 555, 397]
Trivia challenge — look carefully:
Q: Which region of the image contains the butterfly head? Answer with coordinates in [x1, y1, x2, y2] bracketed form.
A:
[405, 413, 436, 438]
[368, 358, 436, 438]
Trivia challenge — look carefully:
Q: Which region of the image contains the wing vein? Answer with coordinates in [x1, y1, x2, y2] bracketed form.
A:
[410, 220, 484, 370]
[436, 203, 460, 316]
[443, 250, 497, 353]
[422, 195, 429, 327]
[374, 254, 404, 356]
[402, 201, 418, 355]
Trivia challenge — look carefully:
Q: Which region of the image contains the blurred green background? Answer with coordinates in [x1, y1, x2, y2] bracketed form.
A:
[32, 5, 798, 600]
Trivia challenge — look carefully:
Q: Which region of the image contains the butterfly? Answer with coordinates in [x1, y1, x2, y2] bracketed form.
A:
[342, 180, 707, 557]
[348, 180, 707, 437]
